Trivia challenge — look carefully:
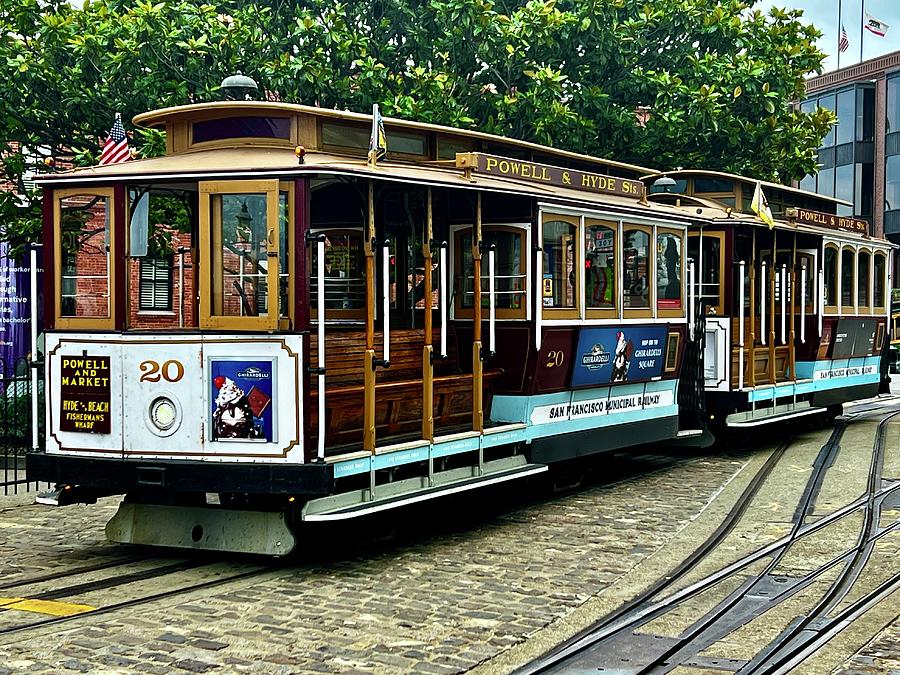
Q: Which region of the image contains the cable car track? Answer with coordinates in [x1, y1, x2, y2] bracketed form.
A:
[517, 406, 900, 674]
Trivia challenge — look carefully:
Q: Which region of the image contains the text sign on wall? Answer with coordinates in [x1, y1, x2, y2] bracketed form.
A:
[59, 356, 111, 434]
[571, 325, 667, 387]
[792, 208, 868, 235]
[456, 153, 645, 200]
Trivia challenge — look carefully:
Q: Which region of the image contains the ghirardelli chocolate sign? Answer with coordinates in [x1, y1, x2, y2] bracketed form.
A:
[59, 355, 111, 434]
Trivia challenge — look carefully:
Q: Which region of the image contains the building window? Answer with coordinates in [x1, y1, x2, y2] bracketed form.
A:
[887, 76, 900, 135]
[857, 87, 875, 142]
[139, 257, 173, 311]
[818, 166, 835, 198]
[835, 89, 855, 145]
[886, 155, 900, 212]
[820, 94, 836, 147]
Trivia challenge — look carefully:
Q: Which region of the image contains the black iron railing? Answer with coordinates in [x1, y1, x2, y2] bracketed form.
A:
[1, 356, 45, 495]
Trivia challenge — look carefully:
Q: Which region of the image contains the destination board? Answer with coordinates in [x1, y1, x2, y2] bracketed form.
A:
[455, 153, 645, 200]
[789, 208, 869, 235]
[59, 355, 111, 434]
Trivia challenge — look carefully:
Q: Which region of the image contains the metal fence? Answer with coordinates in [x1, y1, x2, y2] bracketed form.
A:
[1, 356, 45, 495]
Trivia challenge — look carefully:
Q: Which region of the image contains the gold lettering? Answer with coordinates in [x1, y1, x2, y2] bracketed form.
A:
[485, 157, 498, 172]
[498, 160, 510, 174]
[562, 171, 571, 185]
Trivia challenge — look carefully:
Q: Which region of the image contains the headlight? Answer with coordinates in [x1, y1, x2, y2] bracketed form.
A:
[150, 397, 178, 431]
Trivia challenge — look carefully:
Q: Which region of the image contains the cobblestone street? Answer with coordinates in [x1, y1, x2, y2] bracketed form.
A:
[0, 449, 749, 674]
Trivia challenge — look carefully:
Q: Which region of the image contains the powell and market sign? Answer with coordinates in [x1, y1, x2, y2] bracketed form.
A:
[455, 152, 645, 200]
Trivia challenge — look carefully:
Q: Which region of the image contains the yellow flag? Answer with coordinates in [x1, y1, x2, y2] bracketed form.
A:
[751, 181, 775, 229]
[367, 104, 387, 166]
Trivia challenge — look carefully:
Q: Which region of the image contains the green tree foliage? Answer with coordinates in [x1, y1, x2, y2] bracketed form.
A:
[1, 0, 834, 250]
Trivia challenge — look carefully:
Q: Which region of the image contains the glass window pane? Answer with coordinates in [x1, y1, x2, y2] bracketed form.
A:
[59, 194, 111, 318]
[212, 193, 271, 317]
[701, 236, 721, 310]
[459, 229, 525, 311]
[657, 233, 682, 310]
[278, 192, 289, 318]
[542, 220, 577, 308]
[192, 117, 291, 144]
[875, 254, 886, 306]
[311, 231, 365, 312]
[818, 166, 835, 198]
[800, 99, 816, 115]
[835, 163, 854, 205]
[694, 178, 734, 193]
[887, 77, 900, 135]
[841, 248, 854, 306]
[139, 257, 172, 311]
[799, 173, 816, 193]
[824, 247, 837, 306]
[820, 94, 836, 146]
[886, 155, 900, 212]
[623, 228, 650, 309]
[858, 251, 870, 306]
[835, 89, 855, 145]
[585, 223, 615, 309]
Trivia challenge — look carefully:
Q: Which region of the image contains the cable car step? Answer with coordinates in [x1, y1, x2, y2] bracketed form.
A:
[726, 403, 826, 428]
[302, 456, 548, 522]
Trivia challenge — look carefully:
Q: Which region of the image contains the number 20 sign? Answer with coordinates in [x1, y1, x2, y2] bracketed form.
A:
[139, 360, 185, 383]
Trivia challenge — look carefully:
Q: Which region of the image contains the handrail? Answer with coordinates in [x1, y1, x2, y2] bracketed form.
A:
[800, 260, 807, 344]
[30, 244, 40, 451]
[316, 235, 326, 461]
[487, 243, 497, 356]
[760, 261, 767, 346]
[738, 260, 745, 390]
[381, 239, 391, 367]
[818, 268, 825, 337]
[688, 259, 695, 341]
[781, 264, 787, 345]
[440, 241, 448, 358]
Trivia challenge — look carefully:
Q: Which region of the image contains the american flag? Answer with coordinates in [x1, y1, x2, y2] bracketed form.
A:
[98, 112, 130, 165]
[838, 24, 849, 53]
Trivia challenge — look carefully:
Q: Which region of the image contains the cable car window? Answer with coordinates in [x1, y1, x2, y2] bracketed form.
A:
[584, 221, 616, 311]
[874, 252, 886, 308]
[542, 217, 578, 312]
[694, 178, 734, 193]
[192, 117, 291, 144]
[824, 245, 838, 308]
[56, 190, 113, 325]
[858, 250, 870, 308]
[311, 230, 366, 319]
[456, 227, 526, 317]
[841, 247, 855, 308]
[657, 231, 682, 311]
[623, 227, 650, 310]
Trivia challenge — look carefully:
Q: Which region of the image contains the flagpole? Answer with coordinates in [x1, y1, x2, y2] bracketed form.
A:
[837, 0, 842, 69]
[860, 0, 865, 62]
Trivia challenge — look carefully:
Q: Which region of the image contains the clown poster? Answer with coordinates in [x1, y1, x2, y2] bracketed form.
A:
[209, 360, 275, 441]
[571, 326, 667, 388]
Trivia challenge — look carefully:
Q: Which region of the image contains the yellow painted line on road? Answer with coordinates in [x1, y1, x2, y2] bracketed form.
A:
[0, 597, 95, 616]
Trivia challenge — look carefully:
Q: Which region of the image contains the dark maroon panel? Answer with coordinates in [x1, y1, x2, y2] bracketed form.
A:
[533, 328, 577, 393]
[484, 324, 531, 393]
[295, 178, 310, 330]
[42, 186, 54, 331]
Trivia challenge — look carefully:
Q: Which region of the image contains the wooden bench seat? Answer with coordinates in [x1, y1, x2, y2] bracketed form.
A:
[310, 328, 502, 449]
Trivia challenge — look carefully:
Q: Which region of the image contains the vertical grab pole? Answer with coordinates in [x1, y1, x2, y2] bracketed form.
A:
[818, 269, 824, 338]
[364, 180, 377, 461]
[688, 260, 695, 341]
[739, 261, 745, 391]
[760, 261, 767, 346]
[381, 240, 391, 366]
[316, 237, 326, 461]
[440, 242, 448, 358]
[423, 189, 434, 446]
[801, 260, 807, 343]
[30, 245, 39, 451]
[488, 245, 496, 355]
[472, 193, 484, 436]
[780, 264, 787, 345]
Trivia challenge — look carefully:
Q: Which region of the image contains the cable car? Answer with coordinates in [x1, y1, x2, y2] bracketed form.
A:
[27, 102, 709, 555]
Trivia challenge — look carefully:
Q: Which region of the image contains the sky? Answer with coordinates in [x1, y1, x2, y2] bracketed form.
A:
[753, 1, 900, 72]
